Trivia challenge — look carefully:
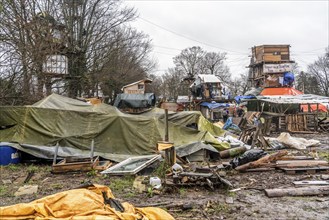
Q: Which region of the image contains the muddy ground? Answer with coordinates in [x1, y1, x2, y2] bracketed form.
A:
[1, 133, 329, 220]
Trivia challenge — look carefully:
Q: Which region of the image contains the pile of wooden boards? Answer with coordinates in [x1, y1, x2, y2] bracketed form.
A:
[285, 113, 318, 133]
[276, 159, 329, 174]
[234, 150, 329, 174]
[318, 117, 329, 132]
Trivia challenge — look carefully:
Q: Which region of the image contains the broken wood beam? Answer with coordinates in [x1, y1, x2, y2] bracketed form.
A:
[276, 160, 329, 168]
[235, 150, 288, 172]
[265, 186, 329, 198]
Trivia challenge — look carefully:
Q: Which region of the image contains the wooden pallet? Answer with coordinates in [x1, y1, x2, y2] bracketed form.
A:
[279, 166, 329, 174]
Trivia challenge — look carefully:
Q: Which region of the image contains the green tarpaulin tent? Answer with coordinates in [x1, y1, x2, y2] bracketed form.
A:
[0, 94, 228, 162]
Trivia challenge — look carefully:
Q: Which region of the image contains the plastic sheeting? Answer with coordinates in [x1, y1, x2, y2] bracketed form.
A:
[175, 141, 219, 158]
[266, 132, 320, 150]
[0, 184, 174, 220]
[234, 95, 255, 104]
[114, 93, 156, 108]
[200, 102, 229, 109]
[0, 94, 228, 162]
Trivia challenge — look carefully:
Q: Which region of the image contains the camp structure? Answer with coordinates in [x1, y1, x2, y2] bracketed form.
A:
[0, 94, 228, 162]
[245, 94, 329, 133]
[190, 74, 222, 100]
[248, 45, 295, 88]
[121, 79, 152, 94]
[114, 93, 156, 113]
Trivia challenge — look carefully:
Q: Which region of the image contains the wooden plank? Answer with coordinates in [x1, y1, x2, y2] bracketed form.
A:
[52, 156, 99, 173]
[245, 167, 275, 172]
[293, 181, 329, 186]
[276, 160, 328, 167]
[280, 166, 329, 174]
[263, 55, 282, 62]
[265, 186, 329, 198]
[279, 156, 315, 160]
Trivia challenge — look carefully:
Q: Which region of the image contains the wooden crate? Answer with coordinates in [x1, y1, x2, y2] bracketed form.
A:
[52, 156, 99, 173]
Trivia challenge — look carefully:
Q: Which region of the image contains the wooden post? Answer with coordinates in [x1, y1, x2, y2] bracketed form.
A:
[315, 103, 319, 131]
[165, 109, 169, 141]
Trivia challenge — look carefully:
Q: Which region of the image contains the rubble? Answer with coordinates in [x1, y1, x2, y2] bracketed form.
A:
[14, 185, 38, 197]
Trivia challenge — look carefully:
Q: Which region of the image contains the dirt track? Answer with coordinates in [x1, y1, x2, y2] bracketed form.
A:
[1, 161, 329, 219]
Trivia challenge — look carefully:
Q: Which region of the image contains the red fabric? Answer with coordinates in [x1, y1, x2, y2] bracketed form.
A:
[260, 87, 303, 96]
[301, 104, 328, 112]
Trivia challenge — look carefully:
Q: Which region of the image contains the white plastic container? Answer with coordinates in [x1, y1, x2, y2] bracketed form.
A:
[149, 177, 162, 189]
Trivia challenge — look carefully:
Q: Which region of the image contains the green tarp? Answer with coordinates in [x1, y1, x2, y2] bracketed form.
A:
[0, 94, 228, 162]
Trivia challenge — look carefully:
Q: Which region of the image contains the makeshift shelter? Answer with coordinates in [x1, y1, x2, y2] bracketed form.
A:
[246, 94, 329, 132]
[190, 74, 222, 99]
[260, 88, 328, 112]
[199, 102, 230, 121]
[0, 94, 228, 162]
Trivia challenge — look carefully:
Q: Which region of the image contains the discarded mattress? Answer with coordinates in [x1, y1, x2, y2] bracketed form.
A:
[0, 184, 174, 220]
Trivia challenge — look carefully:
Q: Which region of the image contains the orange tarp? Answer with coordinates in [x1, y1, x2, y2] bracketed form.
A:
[0, 184, 175, 220]
[260, 87, 303, 96]
[301, 104, 328, 112]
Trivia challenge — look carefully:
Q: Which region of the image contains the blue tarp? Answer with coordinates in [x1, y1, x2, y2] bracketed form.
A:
[234, 95, 255, 104]
[223, 117, 241, 133]
[200, 102, 229, 109]
[283, 72, 294, 86]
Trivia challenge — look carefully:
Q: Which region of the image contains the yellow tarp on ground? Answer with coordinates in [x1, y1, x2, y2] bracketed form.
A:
[0, 184, 174, 220]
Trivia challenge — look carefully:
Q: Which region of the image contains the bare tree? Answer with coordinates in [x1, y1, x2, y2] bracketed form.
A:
[173, 46, 206, 78]
[308, 48, 329, 96]
[0, 0, 156, 104]
[161, 68, 188, 100]
[96, 27, 156, 103]
[59, 0, 138, 97]
[203, 52, 230, 83]
[228, 71, 250, 96]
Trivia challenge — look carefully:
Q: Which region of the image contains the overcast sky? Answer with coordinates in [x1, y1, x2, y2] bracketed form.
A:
[125, 0, 329, 78]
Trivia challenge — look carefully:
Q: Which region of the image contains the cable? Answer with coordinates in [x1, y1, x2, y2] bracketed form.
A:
[139, 17, 248, 55]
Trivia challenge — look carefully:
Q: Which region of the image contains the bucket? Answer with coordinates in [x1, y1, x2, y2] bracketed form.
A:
[149, 177, 162, 189]
[0, 146, 21, 165]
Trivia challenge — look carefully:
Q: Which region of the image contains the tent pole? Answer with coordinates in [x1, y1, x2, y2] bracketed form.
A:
[53, 142, 59, 165]
[90, 139, 94, 162]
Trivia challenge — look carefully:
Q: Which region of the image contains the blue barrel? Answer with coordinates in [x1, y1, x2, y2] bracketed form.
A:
[0, 146, 21, 165]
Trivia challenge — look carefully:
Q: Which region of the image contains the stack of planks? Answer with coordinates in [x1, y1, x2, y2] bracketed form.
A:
[276, 159, 329, 174]
[235, 151, 329, 174]
[285, 113, 318, 133]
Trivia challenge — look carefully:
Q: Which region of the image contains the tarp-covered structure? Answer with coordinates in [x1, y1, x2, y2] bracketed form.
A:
[114, 93, 156, 109]
[0, 94, 227, 162]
